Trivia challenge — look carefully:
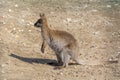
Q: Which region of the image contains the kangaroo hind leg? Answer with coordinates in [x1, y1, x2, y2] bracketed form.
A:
[55, 53, 63, 66]
[62, 53, 71, 68]
[55, 49, 71, 69]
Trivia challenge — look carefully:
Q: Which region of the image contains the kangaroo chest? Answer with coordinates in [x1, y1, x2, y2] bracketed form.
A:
[47, 39, 63, 53]
[41, 30, 65, 53]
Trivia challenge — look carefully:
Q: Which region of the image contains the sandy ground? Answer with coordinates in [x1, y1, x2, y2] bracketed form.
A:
[0, 0, 120, 80]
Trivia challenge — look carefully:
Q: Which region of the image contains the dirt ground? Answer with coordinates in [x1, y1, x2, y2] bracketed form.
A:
[0, 0, 120, 80]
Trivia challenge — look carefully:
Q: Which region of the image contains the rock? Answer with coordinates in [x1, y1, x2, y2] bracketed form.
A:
[59, 72, 63, 75]
[92, 31, 100, 35]
[74, 66, 77, 69]
[76, 74, 79, 77]
[13, 28, 16, 30]
[51, 74, 55, 77]
[91, 9, 98, 12]
[84, 4, 88, 8]
[50, 12, 54, 14]
[109, 58, 113, 61]
[106, 5, 111, 8]
[27, 23, 30, 26]
[1, 64, 6, 67]
[15, 35, 19, 38]
[19, 29, 24, 32]
[14, 4, 18, 7]
[8, 9, 12, 12]
[66, 18, 72, 23]
[1, 70, 5, 73]
[115, 4, 118, 6]
[3, 22, 6, 24]
[28, 21, 34, 25]
[21, 19, 25, 22]
[28, 30, 32, 32]
[57, 72, 63, 75]
[89, 0, 93, 1]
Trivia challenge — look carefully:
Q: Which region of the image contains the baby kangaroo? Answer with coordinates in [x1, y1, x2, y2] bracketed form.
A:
[34, 13, 86, 68]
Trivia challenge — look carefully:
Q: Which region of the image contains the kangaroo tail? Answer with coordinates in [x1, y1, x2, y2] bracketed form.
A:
[77, 59, 118, 65]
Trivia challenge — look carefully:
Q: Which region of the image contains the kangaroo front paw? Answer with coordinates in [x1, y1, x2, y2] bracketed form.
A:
[41, 48, 44, 53]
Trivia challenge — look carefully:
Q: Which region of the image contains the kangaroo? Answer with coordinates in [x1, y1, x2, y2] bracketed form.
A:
[34, 13, 85, 68]
[34, 13, 118, 68]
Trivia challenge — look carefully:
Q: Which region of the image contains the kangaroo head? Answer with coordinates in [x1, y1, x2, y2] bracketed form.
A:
[34, 13, 46, 28]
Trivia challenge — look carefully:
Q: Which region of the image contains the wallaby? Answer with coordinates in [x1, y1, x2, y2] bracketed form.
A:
[34, 13, 85, 68]
[34, 13, 118, 68]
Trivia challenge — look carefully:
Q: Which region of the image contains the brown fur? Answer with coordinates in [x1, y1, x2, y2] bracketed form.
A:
[34, 13, 85, 68]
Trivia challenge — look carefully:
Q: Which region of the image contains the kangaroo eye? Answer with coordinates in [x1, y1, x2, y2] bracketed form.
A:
[38, 19, 42, 23]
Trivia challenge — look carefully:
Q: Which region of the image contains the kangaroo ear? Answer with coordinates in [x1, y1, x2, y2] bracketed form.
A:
[39, 13, 45, 17]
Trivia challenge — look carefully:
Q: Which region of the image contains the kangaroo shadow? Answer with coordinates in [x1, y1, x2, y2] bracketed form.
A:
[9, 53, 58, 66]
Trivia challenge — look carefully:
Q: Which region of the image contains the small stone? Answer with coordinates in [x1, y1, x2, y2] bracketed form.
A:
[63, 20, 67, 23]
[1, 64, 6, 67]
[84, 4, 88, 8]
[29, 22, 33, 25]
[109, 58, 113, 61]
[21, 72, 24, 74]
[50, 12, 54, 14]
[13, 28, 16, 30]
[76, 75, 79, 77]
[89, 0, 93, 1]
[106, 5, 111, 8]
[8, 9, 12, 12]
[19, 29, 24, 32]
[14, 4, 18, 7]
[28, 30, 31, 32]
[92, 9, 98, 12]
[27, 23, 30, 26]
[60, 72, 63, 75]
[73, 20, 79, 23]
[5, 28, 8, 30]
[1, 70, 5, 73]
[51, 74, 55, 77]
[15, 35, 19, 38]
[21, 29, 24, 32]
[58, 72, 63, 75]
[66, 18, 72, 23]
[2, 15, 5, 18]
[3, 22, 6, 24]
[74, 66, 77, 69]
[118, 52, 120, 54]
[90, 46, 95, 48]
[115, 4, 118, 6]
[93, 31, 100, 35]
[21, 19, 25, 22]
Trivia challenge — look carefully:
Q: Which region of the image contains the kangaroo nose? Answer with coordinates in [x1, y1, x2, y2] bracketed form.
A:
[34, 23, 37, 26]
